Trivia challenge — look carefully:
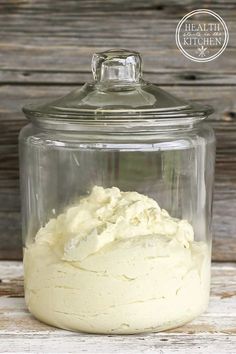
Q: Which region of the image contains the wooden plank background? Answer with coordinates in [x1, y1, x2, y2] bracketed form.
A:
[0, 0, 235, 260]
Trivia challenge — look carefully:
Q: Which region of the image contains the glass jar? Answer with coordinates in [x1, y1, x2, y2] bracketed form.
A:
[19, 49, 215, 334]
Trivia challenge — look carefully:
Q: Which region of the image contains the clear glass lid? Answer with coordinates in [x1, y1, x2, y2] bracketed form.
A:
[23, 49, 213, 127]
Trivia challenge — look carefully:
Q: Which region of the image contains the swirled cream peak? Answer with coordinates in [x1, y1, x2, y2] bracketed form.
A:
[35, 186, 194, 261]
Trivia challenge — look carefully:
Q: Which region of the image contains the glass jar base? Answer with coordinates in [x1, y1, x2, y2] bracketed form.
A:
[27, 305, 208, 335]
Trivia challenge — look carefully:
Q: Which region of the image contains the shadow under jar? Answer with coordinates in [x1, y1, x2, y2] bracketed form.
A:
[19, 49, 215, 334]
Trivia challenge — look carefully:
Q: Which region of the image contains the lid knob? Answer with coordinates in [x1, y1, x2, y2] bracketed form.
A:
[92, 49, 142, 86]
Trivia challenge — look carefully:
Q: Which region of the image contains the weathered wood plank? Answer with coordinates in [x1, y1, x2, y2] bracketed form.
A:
[2, 70, 236, 86]
[0, 212, 22, 260]
[0, 261, 23, 297]
[0, 0, 235, 13]
[0, 38, 235, 74]
[0, 262, 236, 353]
[0, 333, 235, 354]
[0, 0, 235, 77]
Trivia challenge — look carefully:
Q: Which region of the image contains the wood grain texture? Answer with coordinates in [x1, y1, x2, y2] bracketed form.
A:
[0, 261, 236, 353]
[0, 0, 235, 74]
[0, 0, 235, 260]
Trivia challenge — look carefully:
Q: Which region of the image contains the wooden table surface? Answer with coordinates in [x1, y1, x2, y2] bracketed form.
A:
[0, 261, 236, 353]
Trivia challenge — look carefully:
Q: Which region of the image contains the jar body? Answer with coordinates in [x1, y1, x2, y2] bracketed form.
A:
[19, 123, 215, 334]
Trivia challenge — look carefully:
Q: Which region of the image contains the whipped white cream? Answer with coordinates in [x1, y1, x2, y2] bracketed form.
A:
[24, 186, 210, 334]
